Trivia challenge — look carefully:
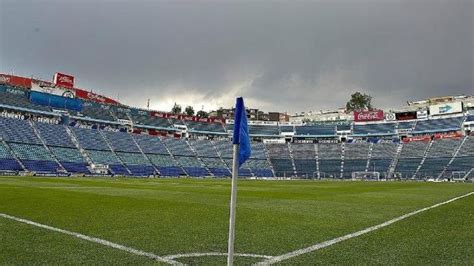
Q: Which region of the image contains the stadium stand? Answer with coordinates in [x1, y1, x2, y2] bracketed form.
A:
[294, 125, 335, 136]
[417, 138, 462, 178]
[353, 123, 396, 135]
[80, 102, 115, 121]
[369, 142, 399, 176]
[0, 142, 22, 172]
[318, 143, 342, 178]
[413, 117, 463, 133]
[266, 143, 294, 177]
[0, 85, 51, 112]
[395, 141, 430, 179]
[446, 136, 474, 179]
[291, 143, 317, 178]
[343, 142, 370, 178]
[249, 125, 279, 136]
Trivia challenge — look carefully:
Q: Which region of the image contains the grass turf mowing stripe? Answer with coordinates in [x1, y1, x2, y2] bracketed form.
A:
[0, 213, 182, 265]
[258, 191, 474, 265]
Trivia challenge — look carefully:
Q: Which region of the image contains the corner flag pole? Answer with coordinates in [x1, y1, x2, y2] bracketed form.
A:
[227, 143, 239, 266]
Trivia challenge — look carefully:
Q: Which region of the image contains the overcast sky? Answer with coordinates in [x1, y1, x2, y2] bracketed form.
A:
[1, 0, 472, 113]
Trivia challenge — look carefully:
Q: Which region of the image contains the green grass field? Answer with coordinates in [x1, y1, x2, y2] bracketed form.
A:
[0, 176, 473, 265]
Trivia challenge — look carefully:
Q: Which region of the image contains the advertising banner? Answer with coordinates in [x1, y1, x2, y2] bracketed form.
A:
[384, 112, 396, 121]
[31, 80, 76, 98]
[54, 72, 75, 88]
[417, 110, 428, 119]
[74, 88, 120, 105]
[353, 110, 384, 122]
[395, 111, 417, 121]
[429, 102, 463, 116]
[0, 74, 32, 88]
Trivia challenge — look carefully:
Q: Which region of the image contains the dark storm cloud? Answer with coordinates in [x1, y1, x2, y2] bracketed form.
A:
[1, 0, 472, 112]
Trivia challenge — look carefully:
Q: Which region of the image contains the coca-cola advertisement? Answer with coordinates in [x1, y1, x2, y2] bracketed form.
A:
[54, 72, 75, 88]
[353, 110, 384, 122]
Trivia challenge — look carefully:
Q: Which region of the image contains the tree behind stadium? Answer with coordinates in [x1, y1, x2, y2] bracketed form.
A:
[346, 92, 374, 112]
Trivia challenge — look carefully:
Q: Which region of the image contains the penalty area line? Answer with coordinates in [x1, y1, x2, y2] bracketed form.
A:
[0, 213, 182, 265]
[257, 191, 474, 265]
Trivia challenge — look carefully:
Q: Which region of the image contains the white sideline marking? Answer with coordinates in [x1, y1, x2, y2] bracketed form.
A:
[0, 213, 182, 265]
[164, 252, 273, 260]
[257, 191, 474, 265]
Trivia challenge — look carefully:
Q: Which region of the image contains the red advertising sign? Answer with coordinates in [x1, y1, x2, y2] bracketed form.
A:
[74, 88, 120, 105]
[402, 135, 431, 143]
[0, 74, 32, 88]
[54, 72, 75, 88]
[354, 110, 384, 122]
[433, 132, 462, 139]
[395, 111, 417, 121]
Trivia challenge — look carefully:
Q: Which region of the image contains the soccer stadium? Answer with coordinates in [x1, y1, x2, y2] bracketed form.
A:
[1, 1, 473, 265]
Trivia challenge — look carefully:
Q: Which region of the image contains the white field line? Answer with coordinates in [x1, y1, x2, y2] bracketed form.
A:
[164, 252, 273, 260]
[0, 213, 182, 265]
[257, 191, 474, 265]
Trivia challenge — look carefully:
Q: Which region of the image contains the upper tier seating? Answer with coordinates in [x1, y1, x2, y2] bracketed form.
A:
[80, 102, 115, 121]
[295, 125, 335, 136]
[130, 110, 172, 128]
[413, 117, 463, 132]
[249, 125, 279, 136]
[0, 117, 41, 144]
[71, 127, 109, 150]
[163, 138, 194, 156]
[186, 121, 225, 133]
[134, 134, 170, 154]
[103, 131, 140, 153]
[279, 126, 294, 133]
[353, 123, 396, 135]
[0, 85, 51, 112]
[397, 121, 416, 131]
[35, 122, 74, 147]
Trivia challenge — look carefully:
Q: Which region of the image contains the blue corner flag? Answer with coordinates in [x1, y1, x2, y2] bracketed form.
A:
[232, 97, 251, 167]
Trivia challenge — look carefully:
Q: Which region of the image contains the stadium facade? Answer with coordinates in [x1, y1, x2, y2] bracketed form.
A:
[0, 73, 473, 180]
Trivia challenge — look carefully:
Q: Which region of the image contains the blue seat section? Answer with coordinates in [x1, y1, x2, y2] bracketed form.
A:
[186, 121, 225, 133]
[184, 167, 210, 177]
[246, 159, 273, 177]
[175, 156, 210, 176]
[252, 168, 273, 177]
[109, 164, 129, 175]
[103, 131, 140, 152]
[250, 142, 268, 159]
[0, 85, 51, 112]
[163, 138, 194, 156]
[249, 125, 279, 136]
[446, 137, 474, 177]
[353, 123, 396, 135]
[280, 126, 294, 133]
[0, 158, 22, 171]
[0, 117, 41, 144]
[336, 124, 351, 131]
[80, 102, 115, 121]
[22, 160, 59, 173]
[266, 143, 293, 177]
[397, 121, 416, 131]
[159, 166, 186, 176]
[0, 143, 22, 171]
[295, 125, 336, 136]
[209, 168, 231, 177]
[60, 162, 90, 174]
[134, 134, 170, 154]
[413, 117, 463, 132]
[318, 143, 342, 177]
[71, 127, 110, 150]
[146, 154, 185, 176]
[214, 140, 233, 159]
[370, 143, 398, 173]
[418, 138, 461, 178]
[291, 143, 316, 177]
[343, 142, 370, 178]
[86, 149, 122, 165]
[35, 122, 75, 147]
[395, 141, 429, 178]
[466, 115, 474, 122]
[129, 109, 172, 128]
[223, 159, 253, 177]
[189, 139, 219, 157]
[127, 165, 156, 176]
